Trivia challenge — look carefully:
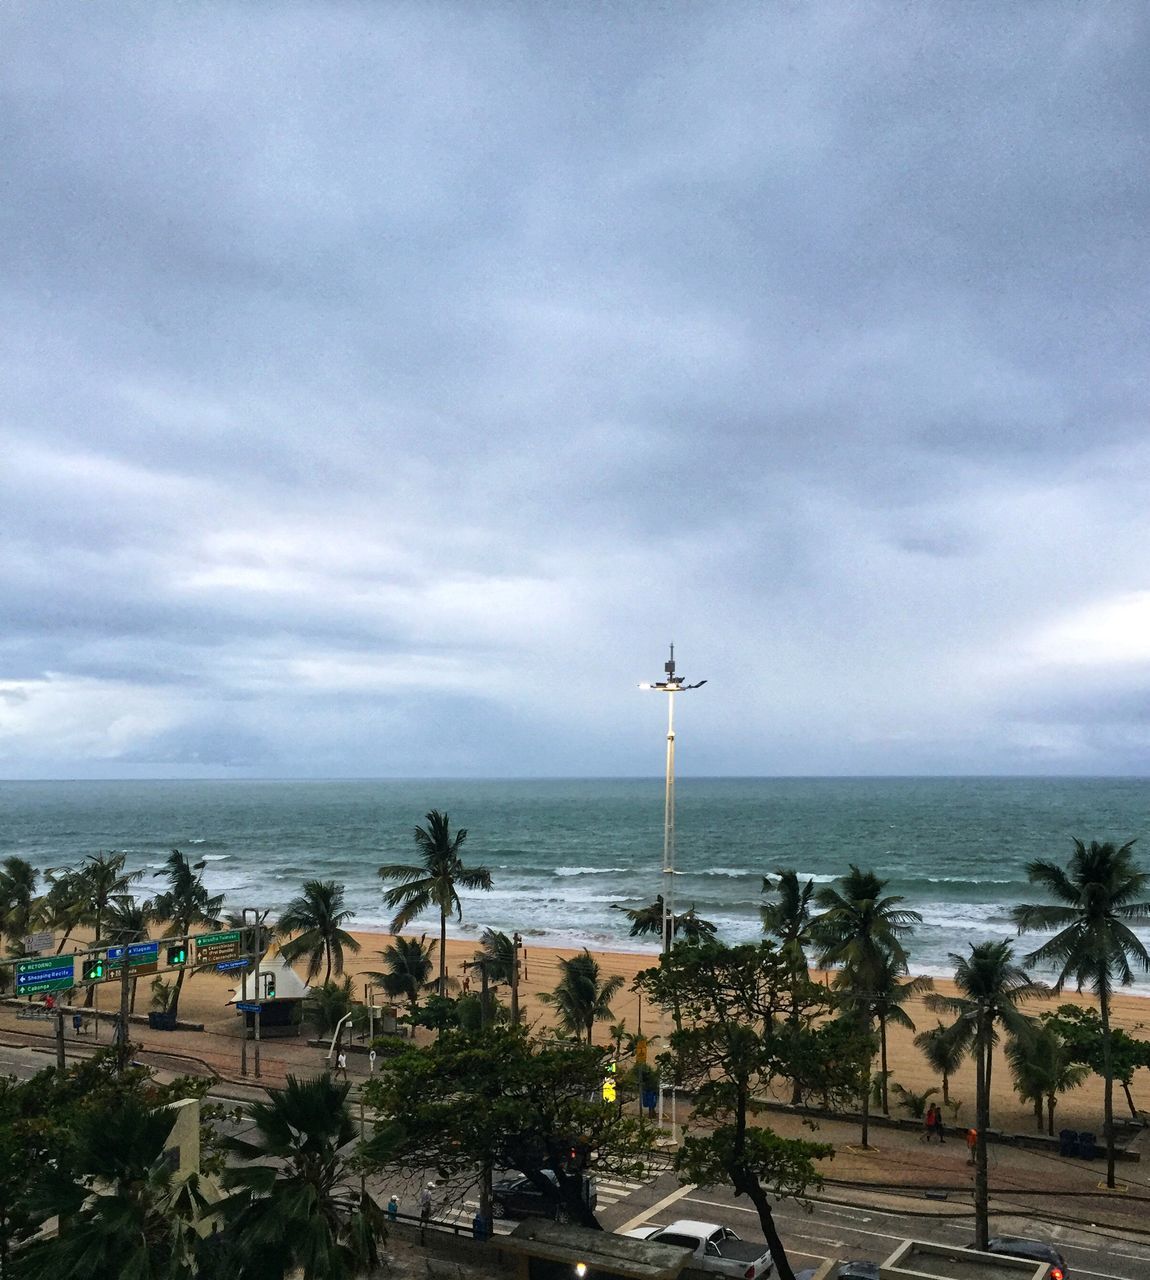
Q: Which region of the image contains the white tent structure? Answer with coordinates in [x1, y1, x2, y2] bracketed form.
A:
[227, 950, 311, 1032]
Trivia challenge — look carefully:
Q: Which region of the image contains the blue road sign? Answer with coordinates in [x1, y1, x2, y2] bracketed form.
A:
[216, 958, 250, 972]
[107, 942, 160, 960]
[236, 1002, 262, 1013]
[16, 955, 75, 996]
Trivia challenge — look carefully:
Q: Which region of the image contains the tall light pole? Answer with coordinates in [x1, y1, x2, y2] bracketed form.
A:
[640, 645, 706, 956]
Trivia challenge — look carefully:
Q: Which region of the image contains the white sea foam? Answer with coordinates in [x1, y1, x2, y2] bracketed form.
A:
[553, 865, 630, 877]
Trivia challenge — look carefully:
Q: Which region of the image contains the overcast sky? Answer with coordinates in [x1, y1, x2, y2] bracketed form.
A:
[2, 3, 1148, 780]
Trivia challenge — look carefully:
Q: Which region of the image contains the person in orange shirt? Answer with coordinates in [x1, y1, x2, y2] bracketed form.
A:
[966, 1128, 978, 1164]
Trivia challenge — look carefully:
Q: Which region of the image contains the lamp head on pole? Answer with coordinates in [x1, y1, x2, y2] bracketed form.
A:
[640, 643, 707, 692]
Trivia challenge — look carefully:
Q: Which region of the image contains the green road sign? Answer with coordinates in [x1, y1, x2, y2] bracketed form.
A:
[16, 954, 76, 996]
[194, 929, 242, 965]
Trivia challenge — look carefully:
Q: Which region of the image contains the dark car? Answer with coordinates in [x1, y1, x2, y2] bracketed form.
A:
[966, 1237, 1068, 1279]
[491, 1169, 597, 1223]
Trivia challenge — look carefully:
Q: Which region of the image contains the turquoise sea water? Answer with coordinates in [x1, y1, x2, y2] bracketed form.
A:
[2, 777, 1148, 983]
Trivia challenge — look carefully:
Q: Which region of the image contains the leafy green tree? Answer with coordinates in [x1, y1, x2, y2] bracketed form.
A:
[913, 1020, 967, 1105]
[364, 1026, 653, 1229]
[613, 896, 717, 942]
[636, 940, 837, 1280]
[1004, 1024, 1089, 1134]
[377, 811, 492, 996]
[364, 933, 438, 1019]
[1012, 838, 1150, 1189]
[539, 949, 625, 1043]
[761, 869, 815, 1104]
[925, 941, 1044, 1250]
[1039, 1003, 1150, 1118]
[812, 866, 922, 1143]
[219, 1074, 388, 1280]
[152, 850, 224, 1021]
[277, 880, 361, 985]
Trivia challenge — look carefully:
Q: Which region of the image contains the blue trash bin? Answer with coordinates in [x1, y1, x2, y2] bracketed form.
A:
[1058, 1128, 1078, 1157]
[1078, 1132, 1096, 1160]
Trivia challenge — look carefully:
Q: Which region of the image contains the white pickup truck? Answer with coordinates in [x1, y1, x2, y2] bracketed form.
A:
[625, 1219, 775, 1279]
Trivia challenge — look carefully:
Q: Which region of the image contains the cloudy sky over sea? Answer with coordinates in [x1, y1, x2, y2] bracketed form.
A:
[2, 4, 1148, 780]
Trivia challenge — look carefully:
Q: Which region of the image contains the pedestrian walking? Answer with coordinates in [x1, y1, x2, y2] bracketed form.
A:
[419, 1182, 434, 1243]
[72, 1011, 83, 1036]
[336, 1049, 348, 1080]
[932, 1107, 946, 1143]
[387, 1195, 399, 1223]
[966, 1127, 978, 1165]
[923, 1104, 937, 1142]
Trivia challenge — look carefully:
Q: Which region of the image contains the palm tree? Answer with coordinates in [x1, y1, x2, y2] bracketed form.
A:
[1005, 1024, 1090, 1135]
[303, 977, 358, 1040]
[812, 865, 921, 978]
[277, 880, 361, 985]
[925, 940, 1044, 1250]
[17, 1094, 212, 1280]
[377, 810, 493, 996]
[0, 857, 38, 949]
[868, 956, 933, 1114]
[473, 927, 517, 984]
[762, 869, 816, 1104]
[812, 866, 922, 1145]
[78, 852, 142, 1007]
[913, 1020, 967, 1105]
[539, 949, 624, 1043]
[364, 933, 438, 1018]
[104, 894, 155, 1013]
[220, 1073, 388, 1280]
[613, 895, 717, 942]
[1012, 838, 1150, 1190]
[152, 849, 224, 1021]
[40, 866, 90, 954]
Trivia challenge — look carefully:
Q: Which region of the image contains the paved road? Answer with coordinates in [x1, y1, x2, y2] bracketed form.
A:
[6, 1041, 1147, 1279]
[601, 1175, 1150, 1280]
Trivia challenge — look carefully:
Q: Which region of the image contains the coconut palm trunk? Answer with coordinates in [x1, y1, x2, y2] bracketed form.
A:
[973, 1006, 990, 1250]
[1100, 980, 1116, 1186]
[439, 904, 448, 997]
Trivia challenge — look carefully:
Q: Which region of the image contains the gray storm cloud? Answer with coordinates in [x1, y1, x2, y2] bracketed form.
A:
[1, 3, 1148, 778]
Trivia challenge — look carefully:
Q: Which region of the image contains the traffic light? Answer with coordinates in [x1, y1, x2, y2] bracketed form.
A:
[167, 945, 187, 966]
[82, 957, 104, 981]
[265, 974, 276, 998]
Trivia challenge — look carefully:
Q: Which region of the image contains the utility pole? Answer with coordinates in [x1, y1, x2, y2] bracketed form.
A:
[118, 936, 131, 1072]
[640, 645, 706, 957]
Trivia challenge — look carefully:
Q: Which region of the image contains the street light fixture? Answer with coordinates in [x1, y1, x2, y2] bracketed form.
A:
[640, 644, 706, 956]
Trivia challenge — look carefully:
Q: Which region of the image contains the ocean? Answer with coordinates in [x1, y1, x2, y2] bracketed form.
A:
[2, 777, 1148, 986]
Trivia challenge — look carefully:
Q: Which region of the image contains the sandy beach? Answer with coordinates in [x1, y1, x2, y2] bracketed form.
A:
[98, 927, 1149, 1137]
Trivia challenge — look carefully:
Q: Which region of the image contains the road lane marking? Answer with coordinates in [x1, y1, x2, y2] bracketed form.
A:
[616, 1183, 697, 1234]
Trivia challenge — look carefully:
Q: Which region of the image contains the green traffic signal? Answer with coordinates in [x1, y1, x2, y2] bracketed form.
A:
[82, 958, 104, 981]
[167, 945, 187, 966]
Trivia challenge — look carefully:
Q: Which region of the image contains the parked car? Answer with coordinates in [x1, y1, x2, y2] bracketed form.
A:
[625, 1219, 774, 1279]
[966, 1236, 1068, 1279]
[491, 1168, 597, 1223]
